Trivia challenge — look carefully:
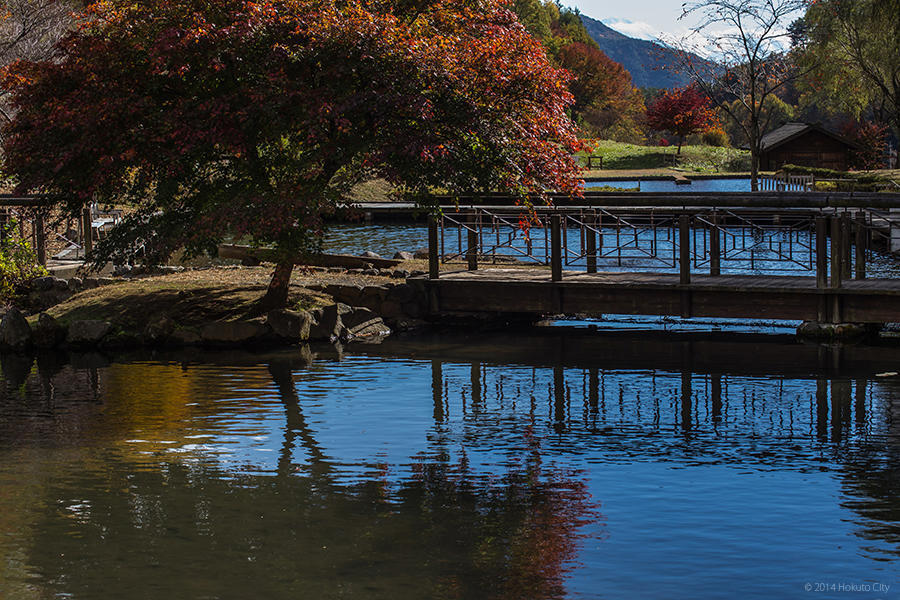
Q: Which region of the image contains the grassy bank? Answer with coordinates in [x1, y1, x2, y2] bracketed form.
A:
[582, 140, 751, 176]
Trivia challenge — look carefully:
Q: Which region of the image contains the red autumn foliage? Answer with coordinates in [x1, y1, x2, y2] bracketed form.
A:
[1, 0, 584, 308]
[645, 86, 718, 153]
[840, 120, 889, 170]
[556, 42, 632, 114]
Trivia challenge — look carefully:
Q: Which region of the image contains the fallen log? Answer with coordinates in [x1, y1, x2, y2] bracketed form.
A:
[217, 244, 403, 269]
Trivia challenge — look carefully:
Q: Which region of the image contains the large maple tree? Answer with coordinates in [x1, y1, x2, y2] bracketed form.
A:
[2, 0, 583, 309]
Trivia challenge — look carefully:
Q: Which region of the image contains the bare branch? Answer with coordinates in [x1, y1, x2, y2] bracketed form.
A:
[664, 0, 807, 190]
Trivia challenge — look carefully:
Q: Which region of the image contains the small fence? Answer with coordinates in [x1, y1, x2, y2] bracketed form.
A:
[0, 195, 120, 265]
[758, 173, 815, 192]
[428, 206, 900, 285]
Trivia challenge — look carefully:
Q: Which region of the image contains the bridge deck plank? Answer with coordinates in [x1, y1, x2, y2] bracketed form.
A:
[435, 268, 900, 293]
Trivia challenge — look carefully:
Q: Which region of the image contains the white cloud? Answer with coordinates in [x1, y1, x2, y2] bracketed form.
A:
[600, 18, 660, 41]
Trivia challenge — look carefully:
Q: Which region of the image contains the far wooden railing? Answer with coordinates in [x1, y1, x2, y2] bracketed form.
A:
[758, 173, 815, 192]
[1, 195, 99, 265]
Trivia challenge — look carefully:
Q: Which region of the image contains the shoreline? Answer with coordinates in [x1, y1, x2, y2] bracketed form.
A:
[0, 265, 434, 355]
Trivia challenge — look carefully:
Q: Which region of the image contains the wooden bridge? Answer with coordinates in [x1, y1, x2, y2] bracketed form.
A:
[422, 193, 900, 325]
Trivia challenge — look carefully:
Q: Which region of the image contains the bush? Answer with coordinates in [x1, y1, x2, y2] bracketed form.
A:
[0, 218, 47, 301]
[701, 128, 730, 147]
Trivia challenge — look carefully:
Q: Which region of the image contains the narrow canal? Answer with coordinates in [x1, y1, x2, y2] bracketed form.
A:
[1, 328, 898, 599]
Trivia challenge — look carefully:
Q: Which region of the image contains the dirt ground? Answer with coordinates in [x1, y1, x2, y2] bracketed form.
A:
[40, 264, 412, 329]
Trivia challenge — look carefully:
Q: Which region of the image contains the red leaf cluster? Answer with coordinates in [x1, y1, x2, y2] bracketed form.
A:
[2, 0, 584, 262]
[645, 86, 717, 151]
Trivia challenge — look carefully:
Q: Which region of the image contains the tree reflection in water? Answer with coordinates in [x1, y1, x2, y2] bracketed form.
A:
[5, 354, 600, 600]
[2, 334, 900, 598]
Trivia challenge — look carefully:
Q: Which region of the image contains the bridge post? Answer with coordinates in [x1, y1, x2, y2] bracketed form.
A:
[586, 215, 597, 274]
[551, 214, 562, 282]
[466, 213, 478, 271]
[855, 211, 867, 280]
[841, 212, 852, 281]
[709, 214, 720, 276]
[815, 217, 828, 289]
[815, 216, 829, 322]
[830, 216, 844, 323]
[679, 215, 691, 285]
[428, 214, 439, 280]
[830, 216, 842, 289]
[34, 212, 46, 267]
[81, 203, 93, 256]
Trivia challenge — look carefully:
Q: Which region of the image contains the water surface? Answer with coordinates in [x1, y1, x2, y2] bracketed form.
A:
[1, 330, 899, 599]
[585, 178, 751, 193]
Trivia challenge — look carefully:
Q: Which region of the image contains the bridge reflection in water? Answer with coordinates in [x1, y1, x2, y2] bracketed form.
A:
[2, 328, 900, 598]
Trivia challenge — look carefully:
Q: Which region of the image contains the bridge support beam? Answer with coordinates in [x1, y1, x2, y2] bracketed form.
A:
[585, 216, 597, 274]
[855, 211, 867, 280]
[81, 203, 93, 257]
[466, 214, 478, 271]
[550, 214, 562, 282]
[428, 215, 439, 280]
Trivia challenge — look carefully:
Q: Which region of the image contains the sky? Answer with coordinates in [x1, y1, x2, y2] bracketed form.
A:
[572, 0, 698, 42]
[572, 1, 803, 58]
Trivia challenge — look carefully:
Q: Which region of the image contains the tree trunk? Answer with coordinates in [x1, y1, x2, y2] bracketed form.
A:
[255, 260, 294, 314]
[749, 120, 760, 192]
[677, 136, 684, 155]
[750, 147, 760, 192]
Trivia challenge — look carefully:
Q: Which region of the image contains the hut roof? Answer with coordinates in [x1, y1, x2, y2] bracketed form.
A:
[759, 122, 862, 152]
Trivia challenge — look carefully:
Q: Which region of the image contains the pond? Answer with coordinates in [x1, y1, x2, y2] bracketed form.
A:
[585, 178, 752, 193]
[1, 328, 899, 599]
[322, 223, 900, 279]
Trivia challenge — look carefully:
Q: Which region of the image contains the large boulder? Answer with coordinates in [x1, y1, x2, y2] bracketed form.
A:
[200, 321, 269, 345]
[144, 316, 177, 344]
[67, 320, 113, 345]
[341, 307, 378, 331]
[32, 313, 66, 349]
[379, 300, 404, 320]
[0, 307, 33, 351]
[171, 328, 202, 346]
[387, 283, 416, 304]
[360, 251, 381, 259]
[340, 307, 391, 341]
[393, 251, 415, 261]
[309, 303, 351, 341]
[31, 276, 56, 292]
[345, 319, 390, 340]
[266, 309, 313, 342]
[323, 284, 363, 305]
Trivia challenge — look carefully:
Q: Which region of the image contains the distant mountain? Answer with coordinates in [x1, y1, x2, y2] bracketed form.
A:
[580, 14, 704, 90]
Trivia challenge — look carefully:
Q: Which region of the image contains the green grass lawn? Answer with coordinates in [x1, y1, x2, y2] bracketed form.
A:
[584, 140, 751, 174]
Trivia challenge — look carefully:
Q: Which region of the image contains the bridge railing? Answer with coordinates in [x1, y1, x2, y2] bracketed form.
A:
[1, 195, 107, 265]
[428, 206, 900, 287]
[759, 174, 815, 192]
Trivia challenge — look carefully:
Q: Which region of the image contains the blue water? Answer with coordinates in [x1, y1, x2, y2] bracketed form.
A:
[586, 178, 752, 192]
[323, 223, 900, 278]
[1, 332, 899, 599]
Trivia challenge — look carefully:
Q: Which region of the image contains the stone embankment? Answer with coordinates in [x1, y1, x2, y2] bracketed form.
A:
[1, 253, 430, 354]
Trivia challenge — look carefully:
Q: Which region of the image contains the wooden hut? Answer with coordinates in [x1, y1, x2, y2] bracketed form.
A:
[757, 122, 861, 171]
